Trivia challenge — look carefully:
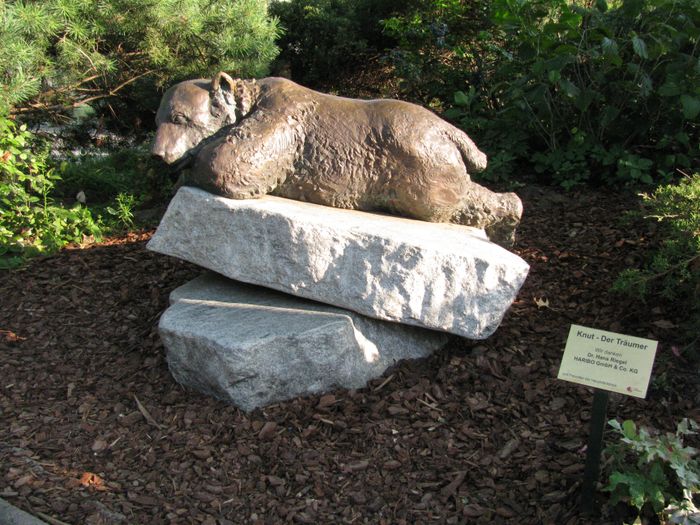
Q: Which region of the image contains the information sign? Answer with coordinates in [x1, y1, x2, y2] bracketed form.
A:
[558, 324, 658, 398]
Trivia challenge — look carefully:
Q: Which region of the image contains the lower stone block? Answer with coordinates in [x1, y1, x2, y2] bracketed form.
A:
[160, 273, 449, 411]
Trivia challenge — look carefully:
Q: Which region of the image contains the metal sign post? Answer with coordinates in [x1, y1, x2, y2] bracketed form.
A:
[580, 389, 610, 514]
[557, 324, 658, 515]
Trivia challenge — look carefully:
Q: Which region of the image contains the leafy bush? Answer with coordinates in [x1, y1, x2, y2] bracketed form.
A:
[381, 0, 490, 101]
[0, 116, 102, 268]
[384, 0, 700, 187]
[613, 174, 700, 347]
[105, 193, 137, 230]
[1, 0, 280, 117]
[604, 418, 700, 524]
[270, 0, 413, 85]
[54, 144, 172, 207]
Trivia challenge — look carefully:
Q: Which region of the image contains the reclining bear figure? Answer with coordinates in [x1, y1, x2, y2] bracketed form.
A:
[152, 72, 523, 246]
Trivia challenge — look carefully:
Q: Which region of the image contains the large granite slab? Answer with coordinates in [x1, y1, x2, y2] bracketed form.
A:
[149, 186, 529, 339]
[160, 273, 449, 411]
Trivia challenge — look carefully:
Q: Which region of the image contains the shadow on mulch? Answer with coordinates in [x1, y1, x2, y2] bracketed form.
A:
[1, 187, 698, 525]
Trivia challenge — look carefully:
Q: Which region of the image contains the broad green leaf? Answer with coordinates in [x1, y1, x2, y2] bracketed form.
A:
[675, 132, 690, 145]
[553, 44, 578, 56]
[454, 91, 471, 107]
[601, 105, 620, 127]
[680, 95, 700, 120]
[559, 11, 582, 30]
[622, 0, 645, 18]
[649, 486, 666, 512]
[545, 54, 574, 71]
[442, 108, 463, 119]
[605, 470, 634, 491]
[601, 37, 619, 57]
[559, 78, 580, 98]
[623, 420, 638, 440]
[632, 36, 648, 59]
[609, 419, 622, 432]
[532, 59, 545, 76]
[659, 82, 681, 97]
[639, 74, 653, 98]
[517, 42, 537, 61]
[628, 479, 648, 510]
[573, 89, 596, 112]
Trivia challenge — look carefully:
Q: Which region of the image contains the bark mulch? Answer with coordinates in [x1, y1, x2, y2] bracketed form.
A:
[1, 185, 698, 525]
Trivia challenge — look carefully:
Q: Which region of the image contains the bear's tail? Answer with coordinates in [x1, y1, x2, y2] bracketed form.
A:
[449, 129, 488, 173]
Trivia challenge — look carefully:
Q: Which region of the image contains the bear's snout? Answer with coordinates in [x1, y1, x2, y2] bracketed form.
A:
[152, 123, 197, 165]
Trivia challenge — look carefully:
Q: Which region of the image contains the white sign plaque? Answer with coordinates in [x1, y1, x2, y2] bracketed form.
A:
[558, 324, 658, 398]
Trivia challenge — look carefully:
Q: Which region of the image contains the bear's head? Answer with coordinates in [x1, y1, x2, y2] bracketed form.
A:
[152, 72, 252, 165]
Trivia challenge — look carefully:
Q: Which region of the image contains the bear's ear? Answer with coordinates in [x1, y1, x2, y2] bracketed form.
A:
[211, 71, 237, 122]
[212, 71, 235, 97]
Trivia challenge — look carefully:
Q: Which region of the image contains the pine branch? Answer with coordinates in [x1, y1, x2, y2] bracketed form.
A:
[11, 69, 156, 115]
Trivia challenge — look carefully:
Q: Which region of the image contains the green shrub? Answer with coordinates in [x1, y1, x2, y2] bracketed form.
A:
[105, 192, 137, 231]
[0, 116, 102, 268]
[381, 0, 490, 101]
[1, 0, 280, 116]
[613, 174, 700, 347]
[384, 0, 700, 187]
[604, 418, 700, 524]
[270, 0, 413, 85]
[54, 144, 171, 206]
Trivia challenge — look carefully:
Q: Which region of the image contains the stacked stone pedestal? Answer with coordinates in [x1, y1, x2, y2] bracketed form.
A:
[161, 273, 450, 411]
[148, 187, 530, 411]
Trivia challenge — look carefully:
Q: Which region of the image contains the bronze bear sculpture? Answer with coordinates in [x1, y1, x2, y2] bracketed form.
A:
[152, 72, 523, 246]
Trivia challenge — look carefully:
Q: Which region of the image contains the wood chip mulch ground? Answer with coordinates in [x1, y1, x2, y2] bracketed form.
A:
[1, 184, 698, 525]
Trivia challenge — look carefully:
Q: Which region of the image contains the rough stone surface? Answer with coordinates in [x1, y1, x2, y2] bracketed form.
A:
[0, 499, 48, 525]
[148, 186, 530, 339]
[160, 273, 449, 411]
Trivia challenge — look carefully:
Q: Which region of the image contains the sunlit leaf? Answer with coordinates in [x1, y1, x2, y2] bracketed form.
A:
[622, 420, 638, 440]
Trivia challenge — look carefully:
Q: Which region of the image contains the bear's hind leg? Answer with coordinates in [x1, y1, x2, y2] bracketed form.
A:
[452, 185, 523, 247]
